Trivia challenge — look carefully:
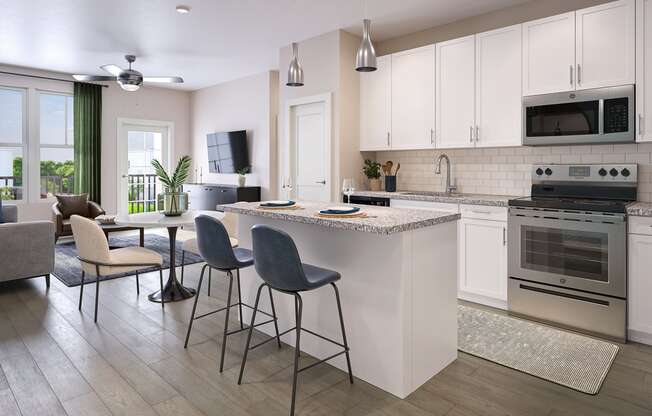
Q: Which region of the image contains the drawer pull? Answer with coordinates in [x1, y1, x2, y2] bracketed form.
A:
[470, 210, 492, 215]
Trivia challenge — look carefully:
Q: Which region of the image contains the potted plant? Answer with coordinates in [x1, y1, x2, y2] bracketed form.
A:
[237, 167, 249, 187]
[363, 159, 382, 191]
[152, 155, 192, 216]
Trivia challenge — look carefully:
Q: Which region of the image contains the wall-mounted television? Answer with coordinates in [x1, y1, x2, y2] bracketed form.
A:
[207, 130, 250, 174]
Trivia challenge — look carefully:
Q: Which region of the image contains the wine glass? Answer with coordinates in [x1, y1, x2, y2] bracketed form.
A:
[284, 177, 294, 200]
[342, 178, 355, 204]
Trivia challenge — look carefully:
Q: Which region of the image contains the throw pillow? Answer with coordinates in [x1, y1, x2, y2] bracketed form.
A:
[55, 193, 90, 219]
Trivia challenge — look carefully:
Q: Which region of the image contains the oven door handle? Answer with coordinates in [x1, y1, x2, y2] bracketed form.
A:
[598, 99, 604, 135]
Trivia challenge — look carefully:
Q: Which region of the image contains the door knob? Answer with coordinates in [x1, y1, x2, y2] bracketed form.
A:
[316, 180, 326, 184]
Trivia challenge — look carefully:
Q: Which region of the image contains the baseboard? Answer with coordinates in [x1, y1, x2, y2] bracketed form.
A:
[458, 291, 507, 311]
[628, 329, 652, 346]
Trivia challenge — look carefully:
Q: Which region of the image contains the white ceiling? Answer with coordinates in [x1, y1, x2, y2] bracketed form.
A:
[0, 0, 529, 90]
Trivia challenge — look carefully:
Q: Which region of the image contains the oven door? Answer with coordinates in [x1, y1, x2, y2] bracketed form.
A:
[508, 208, 626, 298]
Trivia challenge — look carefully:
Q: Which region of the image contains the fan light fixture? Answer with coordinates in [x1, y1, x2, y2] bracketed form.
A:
[356, 19, 377, 72]
[286, 42, 304, 87]
[176, 5, 191, 14]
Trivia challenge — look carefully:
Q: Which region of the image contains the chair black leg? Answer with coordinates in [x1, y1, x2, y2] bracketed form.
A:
[184, 264, 207, 348]
[236, 269, 244, 330]
[268, 286, 282, 348]
[332, 282, 353, 384]
[180, 251, 185, 285]
[135, 271, 140, 294]
[45, 275, 50, 289]
[290, 293, 303, 416]
[159, 268, 165, 309]
[94, 266, 101, 323]
[79, 271, 85, 310]
[208, 267, 212, 297]
[238, 283, 265, 385]
[219, 270, 234, 372]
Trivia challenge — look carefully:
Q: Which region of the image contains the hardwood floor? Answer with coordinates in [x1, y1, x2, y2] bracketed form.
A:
[0, 260, 651, 415]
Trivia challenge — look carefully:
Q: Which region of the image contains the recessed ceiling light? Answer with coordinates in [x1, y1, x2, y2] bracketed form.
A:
[176, 5, 191, 14]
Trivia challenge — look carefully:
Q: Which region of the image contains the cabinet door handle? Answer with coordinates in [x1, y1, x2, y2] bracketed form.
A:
[570, 65, 573, 86]
[503, 227, 506, 246]
[577, 64, 581, 85]
[475, 125, 479, 142]
[430, 128, 434, 145]
[387, 132, 390, 147]
[469, 126, 473, 143]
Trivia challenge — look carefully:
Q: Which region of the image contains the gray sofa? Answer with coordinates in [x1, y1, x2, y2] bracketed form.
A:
[0, 205, 54, 287]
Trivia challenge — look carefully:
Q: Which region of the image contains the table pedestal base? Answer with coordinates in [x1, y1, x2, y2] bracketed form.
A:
[148, 225, 196, 303]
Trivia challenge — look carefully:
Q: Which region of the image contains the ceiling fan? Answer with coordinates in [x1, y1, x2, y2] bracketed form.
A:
[72, 55, 184, 91]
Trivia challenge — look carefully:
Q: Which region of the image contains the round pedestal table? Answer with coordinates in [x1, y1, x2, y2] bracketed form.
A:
[115, 210, 224, 303]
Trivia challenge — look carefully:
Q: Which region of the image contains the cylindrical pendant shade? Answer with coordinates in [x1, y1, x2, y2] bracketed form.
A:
[356, 19, 377, 72]
[286, 42, 304, 87]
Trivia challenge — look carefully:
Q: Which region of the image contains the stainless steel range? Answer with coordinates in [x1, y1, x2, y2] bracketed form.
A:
[508, 164, 637, 342]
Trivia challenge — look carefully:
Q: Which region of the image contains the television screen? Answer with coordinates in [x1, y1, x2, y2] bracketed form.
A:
[207, 130, 250, 174]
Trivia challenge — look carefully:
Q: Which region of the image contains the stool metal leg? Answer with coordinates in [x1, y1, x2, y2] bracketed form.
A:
[268, 286, 282, 348]
[135, 271, 140, 294]
[219, 270, 234, 372]
[238, 283, 265, 385]
[79, 270, 85, 310]
[208, 267, 212, 297]
[290, 293, 303, 416]
[184, 264, 208, 348]
[332, 282, 353, 384]
[236, 269, 244, 329]
[180, 250, 185, 285]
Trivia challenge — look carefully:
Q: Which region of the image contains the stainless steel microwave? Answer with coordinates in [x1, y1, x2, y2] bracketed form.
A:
[522, 85, 635, 146]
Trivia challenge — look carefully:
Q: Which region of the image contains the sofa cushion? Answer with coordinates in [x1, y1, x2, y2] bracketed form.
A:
[55, 194, 89, 219]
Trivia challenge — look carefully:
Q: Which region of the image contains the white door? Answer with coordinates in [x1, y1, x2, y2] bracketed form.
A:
[391, 45, 435, 150]
[117, 123, 169, 215]
[638, 0, 652, 141]
[628, 234, 652, 336]
[360, 55, 392, 151]
[458, 218, 508, 304]
[290, 101, 330, 201]
[576, 0, 635, 90]
[475, 24, 522, 148]
[522, 12, 576, 95]
[436, 35, 475, 149]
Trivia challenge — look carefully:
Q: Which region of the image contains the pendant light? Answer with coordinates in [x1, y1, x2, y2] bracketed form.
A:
[286, 42, 304, 87]
[355, 18, 377, 72]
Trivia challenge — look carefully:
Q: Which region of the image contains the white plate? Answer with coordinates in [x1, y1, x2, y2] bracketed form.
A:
[262, 200, 295, 206]
[326, 206, 356, 212]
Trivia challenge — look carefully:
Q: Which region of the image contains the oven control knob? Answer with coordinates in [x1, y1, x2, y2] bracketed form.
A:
[598, 168, 607, 177]
[609, 168, 619, 177]
[621, 168, 631, 177]
[544, 168, 552, 176]
[536, 168, 544, 176]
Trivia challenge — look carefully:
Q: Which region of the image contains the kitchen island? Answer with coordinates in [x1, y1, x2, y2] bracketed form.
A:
[219, 201, 459, 398]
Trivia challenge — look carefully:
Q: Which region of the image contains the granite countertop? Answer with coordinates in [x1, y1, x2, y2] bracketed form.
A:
[350, 190, 517, 207]
[626, 202, 652, 217]
[219, 201, 460, 235]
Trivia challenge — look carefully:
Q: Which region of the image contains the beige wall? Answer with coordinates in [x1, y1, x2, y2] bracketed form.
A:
[376, 0, 611, 55]
[278, 30, 362, 201]
[190, 71, 278, 200]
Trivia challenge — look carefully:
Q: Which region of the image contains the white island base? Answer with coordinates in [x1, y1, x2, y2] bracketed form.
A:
[233, 213, 458, 398]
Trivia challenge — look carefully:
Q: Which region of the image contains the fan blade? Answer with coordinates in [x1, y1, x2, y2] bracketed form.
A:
[101, 64, 123, 76]
[143, 76, 184, 83]
[72, 75, 116, 81]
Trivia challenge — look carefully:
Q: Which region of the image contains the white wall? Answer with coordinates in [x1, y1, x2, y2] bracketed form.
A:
[0, 65, 191, 219]
[190, 71, 278, 200]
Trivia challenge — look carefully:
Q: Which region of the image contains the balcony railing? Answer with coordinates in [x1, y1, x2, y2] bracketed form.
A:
[128, 173, 158, 213]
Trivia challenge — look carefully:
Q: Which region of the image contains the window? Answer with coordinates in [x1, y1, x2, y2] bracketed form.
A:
[0, 87, 26, 201]
[39, 93, 74, 198]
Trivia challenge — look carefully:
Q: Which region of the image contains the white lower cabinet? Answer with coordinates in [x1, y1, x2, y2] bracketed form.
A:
[390, 199, 508, 309]
[628, 217, 652, 344]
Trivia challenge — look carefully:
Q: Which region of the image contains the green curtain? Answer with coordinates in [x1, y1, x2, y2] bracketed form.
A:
[73, 82, 102, 203]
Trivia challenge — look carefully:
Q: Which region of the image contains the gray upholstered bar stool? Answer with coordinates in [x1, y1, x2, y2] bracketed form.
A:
[238, 224, 353, 416]
[184, 215, 281, 372]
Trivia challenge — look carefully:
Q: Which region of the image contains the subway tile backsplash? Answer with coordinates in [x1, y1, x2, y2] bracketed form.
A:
[376, 143, 652, 201]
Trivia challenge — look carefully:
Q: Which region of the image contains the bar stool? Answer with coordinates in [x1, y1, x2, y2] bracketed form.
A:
[184, 215, 282, 372]
[238, 224, 353, 416]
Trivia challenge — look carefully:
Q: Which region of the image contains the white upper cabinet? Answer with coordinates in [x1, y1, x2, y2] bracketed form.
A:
[391, 45, 435, 150]
[360, 55, 392, 150]
[436, 36, 476, 149]
[637, 0, 652, 141]
[475, 25, 522, 148]
[522, 12, 576, 95]
[576, 0, 635, 90]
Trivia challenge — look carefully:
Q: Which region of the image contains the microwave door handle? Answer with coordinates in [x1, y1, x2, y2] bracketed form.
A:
[598, 99, 604, 135]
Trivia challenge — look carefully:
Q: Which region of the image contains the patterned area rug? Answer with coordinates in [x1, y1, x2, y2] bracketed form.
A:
[458, 305, 619, 395]
[53, 234, 203, 287]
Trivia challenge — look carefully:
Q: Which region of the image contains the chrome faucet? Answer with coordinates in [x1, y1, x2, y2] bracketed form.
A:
[435, 154, 457, 194]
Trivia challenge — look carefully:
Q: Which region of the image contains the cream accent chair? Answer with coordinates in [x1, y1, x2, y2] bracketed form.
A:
[180, 212, 238, 296]
[70, 215, 165, 322]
